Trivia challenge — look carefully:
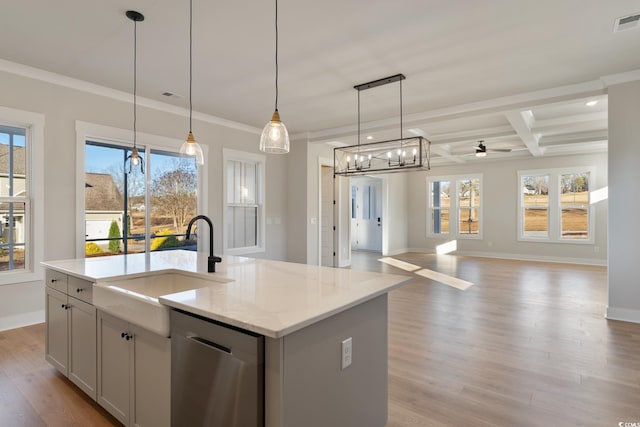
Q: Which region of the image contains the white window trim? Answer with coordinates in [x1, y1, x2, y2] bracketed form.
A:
[0, 106, 45, 286]
[517, 167, 595, 244]
[223, 148, 265, 255]
[426, 173, 483, 240]
[75, 121, 208, 258]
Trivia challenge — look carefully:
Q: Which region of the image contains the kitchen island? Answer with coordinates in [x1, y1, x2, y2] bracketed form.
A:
[43, 250, 411, 427]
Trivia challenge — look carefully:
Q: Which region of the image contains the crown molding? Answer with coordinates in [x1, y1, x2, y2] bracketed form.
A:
[600, 69, 640, 87]
[0, 58, 261, 135]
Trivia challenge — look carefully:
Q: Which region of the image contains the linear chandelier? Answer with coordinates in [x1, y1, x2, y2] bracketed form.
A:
[334, 74, 430, 176]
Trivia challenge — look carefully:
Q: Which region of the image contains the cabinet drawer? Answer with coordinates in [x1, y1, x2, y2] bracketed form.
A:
[46, 269, 68, 293]
[69, 276, 93, 304]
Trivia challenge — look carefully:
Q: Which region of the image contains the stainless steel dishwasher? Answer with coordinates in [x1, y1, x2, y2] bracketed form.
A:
[170, 309, 264, 427]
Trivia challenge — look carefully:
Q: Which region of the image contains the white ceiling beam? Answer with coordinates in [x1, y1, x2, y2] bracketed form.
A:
[532, 111, 607, 129]
[539, 129, 608, 147]
[505, 110, 544, 157]
[429, 125, 515, 146]
[430, 144, 466, 164]
[531, 119, 607, 136]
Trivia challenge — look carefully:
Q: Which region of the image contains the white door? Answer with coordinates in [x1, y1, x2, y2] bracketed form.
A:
[320, 165, 334, 267]
[350, 177, 382, 252]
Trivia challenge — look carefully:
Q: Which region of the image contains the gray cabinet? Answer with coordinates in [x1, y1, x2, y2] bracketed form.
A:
[45, 286, 68, 374]
[97, 309, 170, 427]
[45, 271, 97, 400]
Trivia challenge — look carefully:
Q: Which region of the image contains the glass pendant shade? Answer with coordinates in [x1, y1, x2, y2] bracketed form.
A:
[180, 131, 204, 165]
[260, 110, 290, 153]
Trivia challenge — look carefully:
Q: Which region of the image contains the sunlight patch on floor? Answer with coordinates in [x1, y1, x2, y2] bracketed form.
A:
[415, 268, 474, 290]
[377, 255, 474, 291]
[377, 257, 422, 272]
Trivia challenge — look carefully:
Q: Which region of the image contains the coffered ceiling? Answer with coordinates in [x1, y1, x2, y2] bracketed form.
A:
[1, 1, 639, 164]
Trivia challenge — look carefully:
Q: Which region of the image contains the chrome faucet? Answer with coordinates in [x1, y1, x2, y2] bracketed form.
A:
[186, 215, 222, 273]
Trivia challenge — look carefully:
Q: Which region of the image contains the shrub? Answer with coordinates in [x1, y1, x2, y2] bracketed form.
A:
[85, 242, 104, 256]
[151, 229, 182, 251]
[108, 220, 121, 253]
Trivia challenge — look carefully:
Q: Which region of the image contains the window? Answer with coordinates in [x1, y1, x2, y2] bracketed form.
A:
[518, 168, 594, 243]
[520, 173, 549, 238]
[223, 149, 265, 254]
[427, 175, 482, 238]
[0, 107, 44, 283]
[77, 121, 204, 258]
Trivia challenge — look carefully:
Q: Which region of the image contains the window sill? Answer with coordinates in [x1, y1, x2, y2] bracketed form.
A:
[0, 270, 44, 286]
[224, 246, 266, 256]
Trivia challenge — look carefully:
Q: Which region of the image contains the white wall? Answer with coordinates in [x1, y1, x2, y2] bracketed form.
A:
[406, 152, 608, 264]
[0, 69, 289, 330]
[607, 80, 640, 323]
[287, 140, 308, 264]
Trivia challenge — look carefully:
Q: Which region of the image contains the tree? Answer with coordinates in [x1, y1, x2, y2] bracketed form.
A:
[151, 165, 197, 231]
[108, 220, 121, 253]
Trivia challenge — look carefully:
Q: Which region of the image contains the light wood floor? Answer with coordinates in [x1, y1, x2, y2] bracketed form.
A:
[1, 252, 639, 426]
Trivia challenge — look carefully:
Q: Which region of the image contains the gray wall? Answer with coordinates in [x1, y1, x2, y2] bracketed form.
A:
[406, 152, 608, 264]
[607, 80, 640, 323]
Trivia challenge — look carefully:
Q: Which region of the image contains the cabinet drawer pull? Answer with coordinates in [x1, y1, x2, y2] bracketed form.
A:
[76, 288, 83, 293]
[51, 279, 58, 283]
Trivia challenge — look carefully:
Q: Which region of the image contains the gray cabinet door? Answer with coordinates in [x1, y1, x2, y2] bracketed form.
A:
[97, 310, 131, 425]
[132, 325, 170, 427]
[68, 296, 97, 400]
[45, 286, 68, 375]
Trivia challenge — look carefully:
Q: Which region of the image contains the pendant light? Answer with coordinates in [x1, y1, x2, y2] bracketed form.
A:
[260, 0, 289, 153]
[125, 10, 145, 174]
[179, 0, 205, 165]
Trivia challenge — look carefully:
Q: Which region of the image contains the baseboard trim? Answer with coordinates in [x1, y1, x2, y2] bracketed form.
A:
[404, 248, 606, 266]
[605, 306, 640, 324]
[383, 248, 411, 257]
[0, 310, 45, 332]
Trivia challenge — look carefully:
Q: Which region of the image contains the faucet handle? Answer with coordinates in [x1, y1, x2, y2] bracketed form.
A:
[207, 255, 223, 273]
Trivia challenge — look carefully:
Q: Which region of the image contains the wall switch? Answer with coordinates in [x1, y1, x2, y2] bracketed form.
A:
[341, 337, 352, 370]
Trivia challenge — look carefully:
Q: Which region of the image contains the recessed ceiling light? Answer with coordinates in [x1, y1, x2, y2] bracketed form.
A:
[585, 100, 599, 107]
[366, 135, 373, 140]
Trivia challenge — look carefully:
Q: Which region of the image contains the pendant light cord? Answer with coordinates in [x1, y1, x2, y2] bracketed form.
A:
[399, 77, 403, 147]
[357, 90, 360, 148]
[133, 19, 138, 147]
[189, 0, 193, 132]
[275, 0, 279, 112]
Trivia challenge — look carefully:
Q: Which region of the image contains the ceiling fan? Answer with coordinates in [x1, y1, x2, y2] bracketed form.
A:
[475, 140, 511, 157]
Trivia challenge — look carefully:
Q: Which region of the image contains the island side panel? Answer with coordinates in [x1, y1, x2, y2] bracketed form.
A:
[281, 294, 388, 427]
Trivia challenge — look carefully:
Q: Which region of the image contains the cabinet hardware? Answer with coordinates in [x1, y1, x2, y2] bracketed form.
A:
[76, 288, 83, 293]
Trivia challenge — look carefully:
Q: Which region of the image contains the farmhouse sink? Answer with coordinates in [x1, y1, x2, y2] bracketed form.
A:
[93, 272, 232, 337]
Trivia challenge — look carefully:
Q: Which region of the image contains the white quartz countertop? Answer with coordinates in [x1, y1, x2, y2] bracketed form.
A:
[42, 250, 411, 338]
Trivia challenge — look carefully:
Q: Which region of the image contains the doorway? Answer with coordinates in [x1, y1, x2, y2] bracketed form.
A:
[320, 165, 334, 267]
[350, 177, 383, 252]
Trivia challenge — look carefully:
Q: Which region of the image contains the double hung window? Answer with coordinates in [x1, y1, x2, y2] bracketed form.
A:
[427, 175, 482, 238]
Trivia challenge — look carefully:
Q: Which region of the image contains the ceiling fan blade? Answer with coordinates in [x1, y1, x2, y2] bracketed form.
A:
[488, 148, 512, 152]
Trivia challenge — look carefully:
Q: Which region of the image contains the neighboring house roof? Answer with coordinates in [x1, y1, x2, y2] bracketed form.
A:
[0, 144, 26, 176]
[85, 173, 123, 212]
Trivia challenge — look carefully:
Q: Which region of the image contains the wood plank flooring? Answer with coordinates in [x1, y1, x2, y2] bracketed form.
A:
[1, 252, 639, 426]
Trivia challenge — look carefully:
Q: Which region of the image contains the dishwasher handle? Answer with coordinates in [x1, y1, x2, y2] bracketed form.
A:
[188, 335, 232, 355]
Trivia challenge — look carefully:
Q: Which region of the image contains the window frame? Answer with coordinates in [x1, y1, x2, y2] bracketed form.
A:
[0, 106, 45, 285]
[223, 148, 265, 255]
[75, 121, 208, 258]
[426, 174, 483, 240]
[517, 167, 595, 244]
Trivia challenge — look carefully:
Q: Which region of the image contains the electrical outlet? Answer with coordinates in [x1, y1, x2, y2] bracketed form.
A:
[341, 337, 352, 370]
